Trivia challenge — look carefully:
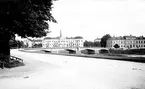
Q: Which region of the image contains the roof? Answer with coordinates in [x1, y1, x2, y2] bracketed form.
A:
[44, 36, 83, 40]
[136, 36, 145, 39]
[108, 35, 145, 40]
[27, 39, 42, 42]
[74, 36, 83, 39]
[65, 36, 83, 39]
[94, 38, 101, 41]
[44, 37, 60, 40]
[108, 37, 124, 40]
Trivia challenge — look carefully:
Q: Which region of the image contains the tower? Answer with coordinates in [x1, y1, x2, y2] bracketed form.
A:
[60, 30, 62, 38]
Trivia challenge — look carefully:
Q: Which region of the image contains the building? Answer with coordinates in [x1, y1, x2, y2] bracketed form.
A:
[42, 30, 84, 48]
[21, 30, 84, 48]
[94, 38, 101, 42]
[42, 36, 84, 48]
[107, 36, 145, 49]
[22, 38, 42, 48]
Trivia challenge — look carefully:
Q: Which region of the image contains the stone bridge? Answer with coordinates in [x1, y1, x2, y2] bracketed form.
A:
[44, 47, 108, 53]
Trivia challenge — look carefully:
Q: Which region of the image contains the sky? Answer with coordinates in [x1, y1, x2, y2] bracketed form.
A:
[47, 0, 145, 41]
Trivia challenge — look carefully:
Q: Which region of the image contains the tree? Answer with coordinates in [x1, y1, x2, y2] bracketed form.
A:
[100, 34, 111, 47]
[84, 40, 94, 47]
[9, 39, 23, 48]
[94, 41, 101, 47]
[0, 0, 57, 63]
[114, 44, 120, 48]
[9, 38, 17, 48]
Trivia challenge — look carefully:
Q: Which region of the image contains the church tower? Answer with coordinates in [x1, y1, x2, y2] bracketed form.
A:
[60, 30, 62, 38]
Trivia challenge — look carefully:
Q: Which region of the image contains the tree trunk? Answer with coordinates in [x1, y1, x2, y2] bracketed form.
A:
[0, 32, 11, 64]
[0, 40, 10, 62]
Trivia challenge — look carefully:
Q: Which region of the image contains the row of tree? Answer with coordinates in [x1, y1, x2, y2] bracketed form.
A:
[100, 34, 111, 47]
[9, 39, 24, 48]
[8, 34, 112, 49]
[84, 34, 111, 48]
[9, 33, 112, 48]
[84, 41, 101, 47]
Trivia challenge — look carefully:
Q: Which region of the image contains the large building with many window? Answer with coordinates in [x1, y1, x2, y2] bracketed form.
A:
[107, 36, 145, 49]
[42, 36, 84, 48]
[21, 30, 84, 48]
[42, 30, 84, 48]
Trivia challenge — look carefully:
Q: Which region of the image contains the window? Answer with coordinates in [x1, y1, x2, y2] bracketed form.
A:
[121, 41, 123, 44]
[136, 45, 138, 48]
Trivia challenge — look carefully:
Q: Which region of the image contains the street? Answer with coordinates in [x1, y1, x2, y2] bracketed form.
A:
[0, 49, 145, 89]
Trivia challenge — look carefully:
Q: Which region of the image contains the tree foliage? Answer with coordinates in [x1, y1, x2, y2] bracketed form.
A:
[114, 44, 120, 48]
[100, 34, 111, 47]
[0, 0, 57, 38]
[0, 0, 56, 62]
[9, 39, 24, 48]
[84, 40, 100, 47]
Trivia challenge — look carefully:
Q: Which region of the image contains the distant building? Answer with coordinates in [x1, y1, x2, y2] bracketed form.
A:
[21, 30, 84, 48]
[42, 37, 83, 48]
[107, 35, 145, 49]
[42, 30, 84, 48]
[22, 38, 42, 48]
[94, 38, 101, 42]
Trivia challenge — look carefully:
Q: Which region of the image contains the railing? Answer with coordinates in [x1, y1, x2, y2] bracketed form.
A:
[10, 56, 23, 63]
[0, 56, 23, 69]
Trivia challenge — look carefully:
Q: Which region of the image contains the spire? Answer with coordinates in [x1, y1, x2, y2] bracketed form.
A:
[60, 30, 62, 38]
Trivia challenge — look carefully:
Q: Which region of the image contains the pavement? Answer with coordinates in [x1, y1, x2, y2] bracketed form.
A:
[0, 49, 145, 89]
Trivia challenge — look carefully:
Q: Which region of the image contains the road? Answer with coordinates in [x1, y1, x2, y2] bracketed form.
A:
[0, 49, 145, 89]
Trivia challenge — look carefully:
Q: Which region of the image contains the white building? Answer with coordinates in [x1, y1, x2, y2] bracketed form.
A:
[21, 30, 84, 48]
[42, 36, 84, 48]
[107, 36, 145, 49]
[42, 30, 84, 48]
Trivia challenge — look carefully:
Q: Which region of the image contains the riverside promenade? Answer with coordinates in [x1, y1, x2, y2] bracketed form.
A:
[0, 49, 145, 89]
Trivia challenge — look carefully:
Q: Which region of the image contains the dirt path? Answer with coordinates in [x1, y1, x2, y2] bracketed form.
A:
[0, 49, 145, 89]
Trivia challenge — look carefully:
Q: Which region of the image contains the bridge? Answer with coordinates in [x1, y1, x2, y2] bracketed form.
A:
[42, 47, 108, 53]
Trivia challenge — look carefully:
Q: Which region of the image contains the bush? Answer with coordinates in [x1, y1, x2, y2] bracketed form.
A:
[124, 49, 145, 55]
[4, 61, 24, 68]
[114, 44, 120, 48]
[109, 49, 123, 54]
[109, 48, 145, 55]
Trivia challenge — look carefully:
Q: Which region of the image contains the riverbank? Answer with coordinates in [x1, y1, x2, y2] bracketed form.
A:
[20, 49, 145, 63]
[1, 49, 145, 89]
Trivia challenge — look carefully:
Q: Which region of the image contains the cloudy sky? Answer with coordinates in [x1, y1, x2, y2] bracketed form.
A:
[47, 0, 145, 41]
